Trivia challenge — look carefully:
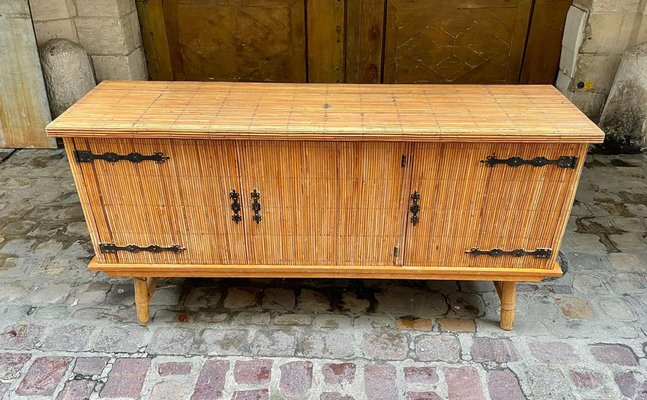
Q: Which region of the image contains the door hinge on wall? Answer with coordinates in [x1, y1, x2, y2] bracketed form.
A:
[401, 154, 407, 168]
[393, 245, 399, 258]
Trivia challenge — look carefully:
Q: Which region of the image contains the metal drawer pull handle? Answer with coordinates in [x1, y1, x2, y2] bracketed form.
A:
[481, 155, 577, 169]
[74, 150, 169, 164]
[230, 190, 242, 223]
[466, 248, 552, 259]
[251, 189, 262, 224]
[99, 243, 185, 254]
[410, 191, 421, 226]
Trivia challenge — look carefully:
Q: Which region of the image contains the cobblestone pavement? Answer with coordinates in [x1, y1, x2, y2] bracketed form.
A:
[0, 149, 646, 400]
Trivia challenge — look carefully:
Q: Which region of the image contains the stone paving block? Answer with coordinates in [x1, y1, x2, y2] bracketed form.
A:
[375, 287, 447, 318]
[609, 233, 647, 252]
[447, 292, 485, 318]
[321, 393, 354, 400]
[526, 366, 573, 400]
[200, 329, 250, 356]
[528, 341, 580, 363]
[437, 318, 476, 333]
[572, 273, 607, 294]
[556, 297, 595, 319]
[262, 288, 296, 310]
[470, 338, 519, 363]
[274, 313, 312, 326]
[608, 273, 646, 294]
[233, 389, 270, 400]
[599, 298, 637, 321]
[224, 287, 260, 309]
[303, 331, 356, 359]
[589, 344, 638, 366]
[614, 370, 647, 399]
[608, 252, 647, 272]
[191, 360, 229, 400]
[73, 357, 109, 376]
[406, 392, 442, 400]
[488, 370, 525, 400]
[364, 364, 398, 400]
[395, 318, 434, 331]
[155, 361, 191, 377]
[298, 289, 331, 312]
[147, 327, 196, 355]
[249, 329, 297, 357]
[404, 367, 439, 384]
[314, 314, 352, 329]
[570, 370, 605, 390]
[16, 356, 72, 396]
[101, 358, 151, 398]
[234, 359, 272, 384]
[445, 367, 484, 400]
[0, 324, 44, 350]
[362, 331, 409, 361]
[58, 379, 95, 400]
[184, 287, 223, 308]
[415, 335, 460, 362]
[322, 363, 356, 385]
[149, 285, 182, 306]
[279, 361, 313, 398]
[91, 325, 150, 353]
[230, 311, 271, 325]
[0, 352, 31, 379]
[40, 324, 94, 351]
[149, 381, 189, 400]
[0, 382, 7, 398]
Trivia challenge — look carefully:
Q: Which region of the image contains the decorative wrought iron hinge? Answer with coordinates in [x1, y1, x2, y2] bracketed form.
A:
[481, 155, 578, 169]
[230, 190, 242, 223]
[409, 191, 421, 226]
[466, 248, 553, 259]
[99, 243, 185, 254]
[251, 189, 262, 224]
[74, 150, 169, 164]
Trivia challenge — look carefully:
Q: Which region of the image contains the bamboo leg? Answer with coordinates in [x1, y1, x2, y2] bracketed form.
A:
[494, 281, 517, 331]
[134, 278, 158, 326]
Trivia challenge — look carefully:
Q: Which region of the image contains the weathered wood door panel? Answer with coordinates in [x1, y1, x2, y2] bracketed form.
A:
[383, 0, 533, 83]
[237, 141, 409, 266]
[403, 143, 587, 268]
[162, 0, 306, 82]
[70, 138, 248, 265]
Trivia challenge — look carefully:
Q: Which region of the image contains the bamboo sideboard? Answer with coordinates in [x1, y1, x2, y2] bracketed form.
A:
[47, 81, 604, 329]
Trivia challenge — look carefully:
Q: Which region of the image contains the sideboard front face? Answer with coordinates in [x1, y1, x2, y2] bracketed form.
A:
[65, 137, 586, 271]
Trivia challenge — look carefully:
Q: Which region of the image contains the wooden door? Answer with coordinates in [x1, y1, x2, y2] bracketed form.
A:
[403, 143, 587, 269]
[161, 0, 306, 81]
[383, 0, 533, 83]
[138, 0, 569, 84]
[69, 138, 247, 265]
[237, 141, 409, 266]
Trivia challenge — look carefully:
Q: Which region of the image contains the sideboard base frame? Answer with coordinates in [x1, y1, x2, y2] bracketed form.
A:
[90, 258, 561, 330]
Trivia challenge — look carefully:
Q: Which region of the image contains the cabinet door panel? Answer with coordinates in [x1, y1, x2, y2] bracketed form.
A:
[73, 138, 247, 264]
[238, 141, 409, 266]
[404, 142, 586, 269]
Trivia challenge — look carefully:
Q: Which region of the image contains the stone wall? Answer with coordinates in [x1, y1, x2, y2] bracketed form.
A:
[29, 0, 147, 81]
[562, 0, 647, 121]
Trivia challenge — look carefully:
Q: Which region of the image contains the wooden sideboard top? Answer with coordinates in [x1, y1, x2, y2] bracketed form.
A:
[47, 81, 604, 143]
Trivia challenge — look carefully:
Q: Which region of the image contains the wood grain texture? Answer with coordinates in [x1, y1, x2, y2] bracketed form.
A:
[346, 0, 385, 83]
[519, 0, 572, 84]
[47, 81, 604, 143]
[91, 257, 563, 281]
[307, 0, 346, 83]
[162, 0, 306, 82]
[383, 0, 532, 84]
[135, 0, 173, 81]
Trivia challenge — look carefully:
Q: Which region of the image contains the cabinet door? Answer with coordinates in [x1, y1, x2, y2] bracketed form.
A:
[237, 141, 409, 266]
[70, 138, 247, 265]
[403, 143, 586, 269]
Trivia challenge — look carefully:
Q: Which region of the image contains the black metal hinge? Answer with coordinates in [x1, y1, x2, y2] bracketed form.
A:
[481, 155, 578, 169]
[466, 248, 553, 259]
[230, 190, 242, 223]
[251, 189, 262, 224]
[74, 150, 169, 164]
[409, 191, 420, 226]
[99, 243, 185, 254]
[401, 154, 407, 168]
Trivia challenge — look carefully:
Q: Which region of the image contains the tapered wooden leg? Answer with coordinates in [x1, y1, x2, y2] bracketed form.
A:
[494, 281, 517, 331]
[134, 278, 158, 326]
